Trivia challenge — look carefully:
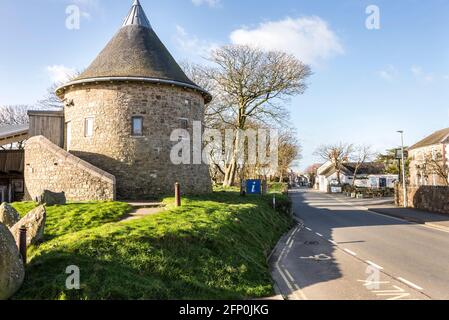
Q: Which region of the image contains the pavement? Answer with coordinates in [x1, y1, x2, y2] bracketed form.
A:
[331, 193, 449, 232]
[121, 201, 166, 221]
[270, 188, 449, 300]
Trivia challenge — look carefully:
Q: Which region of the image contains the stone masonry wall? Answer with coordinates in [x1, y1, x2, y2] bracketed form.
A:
[24, 136, 116, 201]
[395, 184, 449, 214]
[409, 145, 448, 186]
[62, 82, 212, 200]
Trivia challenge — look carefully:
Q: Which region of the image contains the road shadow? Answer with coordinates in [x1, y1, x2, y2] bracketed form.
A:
[368, 206, 449, 226]
[274, 188, 415, 294]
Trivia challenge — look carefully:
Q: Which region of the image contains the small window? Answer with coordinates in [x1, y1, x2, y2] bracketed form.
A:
[132, 117, 143, 136]
[85, 117, 94, 137]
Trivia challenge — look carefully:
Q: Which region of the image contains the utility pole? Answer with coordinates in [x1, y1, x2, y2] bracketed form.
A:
[397, 131, 407, 208]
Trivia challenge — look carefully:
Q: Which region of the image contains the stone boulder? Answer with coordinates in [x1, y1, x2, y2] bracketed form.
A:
[0, 203, 20, 228]
[0, 222, 25, 300]
[10, 205, 46, 247]
[37, 190, 66, 206]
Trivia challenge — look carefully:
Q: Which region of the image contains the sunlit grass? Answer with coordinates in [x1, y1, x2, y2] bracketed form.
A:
[12, 190, 292, 300]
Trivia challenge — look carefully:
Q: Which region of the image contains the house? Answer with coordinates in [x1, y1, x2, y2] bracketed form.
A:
[408, 127, 449, 186]
[1, 0, 212, 202]
[315, 162, 398, 192]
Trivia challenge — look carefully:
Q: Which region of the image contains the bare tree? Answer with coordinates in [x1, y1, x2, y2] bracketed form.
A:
[0, 105, 31, 126]
[277, 131, 302, 182]
[36, 71, 81, 110]
[181, 61, 226, 132]
[314, 143, 354, 185]
[305, 163, 322, 187]
[350, 145, 374, 186]
[192, 45, 311, 186]
[0, 105, 33, 150]
[36, 83, 65, 110]
[420, 151, 449, 186]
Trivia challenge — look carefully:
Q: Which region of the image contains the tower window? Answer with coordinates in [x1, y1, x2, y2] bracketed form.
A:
[132, 116, 143, 136]
[85, 117, 94, 137]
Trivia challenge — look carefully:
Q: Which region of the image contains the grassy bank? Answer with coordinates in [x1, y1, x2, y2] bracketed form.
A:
[12, 190, 292, 300]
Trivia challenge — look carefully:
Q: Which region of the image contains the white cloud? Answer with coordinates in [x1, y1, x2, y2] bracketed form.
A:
[46, 65, 77, 84]
[377, 65, 398, 82]
[411, 65, 434, 82]
[191, 0, 221, 7]
[229, 16, 344, 66]
[174, 25, 219, 61]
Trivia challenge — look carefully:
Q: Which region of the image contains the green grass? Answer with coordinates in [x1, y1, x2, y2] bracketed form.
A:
[12, 191, 292, 300]
[12, 202, 131, 240]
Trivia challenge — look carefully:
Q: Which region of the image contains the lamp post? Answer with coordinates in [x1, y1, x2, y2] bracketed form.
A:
[397, 130, 407, 208]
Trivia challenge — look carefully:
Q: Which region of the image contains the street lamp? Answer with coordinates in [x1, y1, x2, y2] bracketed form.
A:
[397, 130, 407, 208]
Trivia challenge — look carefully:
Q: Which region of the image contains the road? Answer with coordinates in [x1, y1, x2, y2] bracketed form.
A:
[271, 188, 449, 300]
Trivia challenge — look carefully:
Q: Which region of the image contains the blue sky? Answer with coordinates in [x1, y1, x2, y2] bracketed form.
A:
[1, 0, 449, 170]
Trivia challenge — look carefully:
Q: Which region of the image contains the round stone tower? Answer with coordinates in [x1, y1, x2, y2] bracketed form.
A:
[56, 0, 212, 200]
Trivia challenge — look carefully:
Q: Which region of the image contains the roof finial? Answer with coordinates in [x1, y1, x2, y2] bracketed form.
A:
[122, 0, 152, 29]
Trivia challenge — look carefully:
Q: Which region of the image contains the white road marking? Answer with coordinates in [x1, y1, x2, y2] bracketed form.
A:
[305, 227, 312, 231]
[284, 269, 295, 282]
[366, 260, 384, 270]
[292, 283, 309, 300]
[272, 226, 309, 300]
[286, 231, 295, 244]
[275, 256, 307, 300]
[284, 270, 308, 300]
[397, 277, 424, 291]
[358, 280, 390, 287]
[315, 232, 323, 237]
[276, 264, 295, 294]
[374, 285, 411, 300]
[328, 239, 337, 245]
[344, 248, 357, 256]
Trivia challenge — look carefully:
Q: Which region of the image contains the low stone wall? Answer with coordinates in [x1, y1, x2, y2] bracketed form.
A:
[395, 184, 449, 214]
[24, 136, 116, 202]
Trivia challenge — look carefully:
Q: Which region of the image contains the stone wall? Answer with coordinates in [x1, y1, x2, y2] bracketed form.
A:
[409, 144, 449, 186]
[395, 184, 449, 214]
[24, 136, 116, 202]
[62, 82, 212, 199]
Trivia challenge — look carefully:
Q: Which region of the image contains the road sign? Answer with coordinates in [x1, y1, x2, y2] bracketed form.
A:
[246, 179, 262, 195]
[395, 148, 408, 159]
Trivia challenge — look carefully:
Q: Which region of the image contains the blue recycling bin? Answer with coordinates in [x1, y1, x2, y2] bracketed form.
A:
[246, 179, 262, 195]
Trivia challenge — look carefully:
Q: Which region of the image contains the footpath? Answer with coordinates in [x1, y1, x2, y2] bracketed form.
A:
[331, 193, 449, 232]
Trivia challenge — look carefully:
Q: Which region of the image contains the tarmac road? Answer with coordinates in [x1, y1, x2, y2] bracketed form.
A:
[271, 189, 449, 300]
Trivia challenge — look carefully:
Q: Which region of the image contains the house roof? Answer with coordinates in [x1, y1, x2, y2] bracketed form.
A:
[122, 0, 152, 29]
[56, 0, 212, 103]
[0, 124, 29, 146]
[408, 127, 449, 150]
[0, 124, 29, 137]
[341, 162, 385, 175]
[320, 162, 385, 178]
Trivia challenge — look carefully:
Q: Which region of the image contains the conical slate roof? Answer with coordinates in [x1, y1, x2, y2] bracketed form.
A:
[58, 0, 211, 102]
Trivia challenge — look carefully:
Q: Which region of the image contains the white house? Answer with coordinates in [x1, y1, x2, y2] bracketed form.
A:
[315, 162, 398, 193]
